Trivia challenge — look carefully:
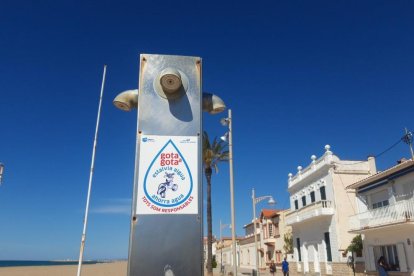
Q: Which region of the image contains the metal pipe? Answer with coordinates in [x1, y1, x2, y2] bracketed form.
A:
[77, 65, 107, 276]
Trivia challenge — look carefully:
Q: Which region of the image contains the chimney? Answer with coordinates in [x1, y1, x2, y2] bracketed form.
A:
[367, 156, 377, 175]
[397, 158, 408, 164]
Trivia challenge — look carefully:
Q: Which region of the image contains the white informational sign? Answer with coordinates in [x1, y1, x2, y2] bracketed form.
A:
[136, 135, 198, 215]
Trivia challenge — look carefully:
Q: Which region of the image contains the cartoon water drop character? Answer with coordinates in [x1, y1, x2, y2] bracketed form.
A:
[157, 172, 178, 198]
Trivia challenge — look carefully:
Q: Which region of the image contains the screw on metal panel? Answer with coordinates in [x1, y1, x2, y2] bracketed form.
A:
[196, 59, 201, 64]
[132, 216, 137, 222]
[142, 57, 146, 62]
[164, 265, 175, 276]
[197, 133, 200, 136]
[138, 130, 142, 134]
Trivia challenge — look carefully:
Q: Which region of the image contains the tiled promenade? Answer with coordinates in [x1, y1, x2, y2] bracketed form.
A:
[206, 266, 301, 276]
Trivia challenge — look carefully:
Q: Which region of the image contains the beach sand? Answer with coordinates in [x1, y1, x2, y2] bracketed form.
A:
[1, 262, 285, 276]
[0, 261, 127, 276]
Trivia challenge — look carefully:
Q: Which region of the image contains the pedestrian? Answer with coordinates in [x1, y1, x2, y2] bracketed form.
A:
[269, 260, 276, 276]
[282, 257, 289, 276]
[377, 256, 389, 276]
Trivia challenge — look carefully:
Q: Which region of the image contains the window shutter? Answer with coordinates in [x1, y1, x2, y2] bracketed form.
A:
[396, 243, 408, 272]
[366, 246, 375, 271]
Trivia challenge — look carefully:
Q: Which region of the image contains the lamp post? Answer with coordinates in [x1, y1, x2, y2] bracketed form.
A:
[252, 188, 276, 276]
[402, 128, 414, 160]
[221, 109, 237, 276]
[220, 220, 230, 273]
[0, 163, 4, 185]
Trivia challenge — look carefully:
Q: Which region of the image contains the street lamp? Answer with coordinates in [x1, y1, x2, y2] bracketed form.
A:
[220, 220, 231, 273]
[221, 109, 237, 276]
[252, 188, 276, 276]
[0, 163, 4, 185]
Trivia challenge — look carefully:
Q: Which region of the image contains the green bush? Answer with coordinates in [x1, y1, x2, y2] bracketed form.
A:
[212, 255, 217, 268]
[347, 234, 363, 256]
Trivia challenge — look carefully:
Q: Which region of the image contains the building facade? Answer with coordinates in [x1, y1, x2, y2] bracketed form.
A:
[238, 209, 291, 272]
[285, 145, 376, 275]
[216, 237, 235, 268]
[259, 209, 290, 266]
[347, 159, 414, 276]
[203, 236, 217, 267]
[239, 218, 263, 271]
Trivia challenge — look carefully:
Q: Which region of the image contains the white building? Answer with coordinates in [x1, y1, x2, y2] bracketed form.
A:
[239, 220, 258, 271]
[259, 209, 290, 265]
[238, 209, 291, 272]
[347, 158, 414, 275]
[285, 145, 376, 275]
[203, 236, 217, 267]
[216, 237, 235, 268]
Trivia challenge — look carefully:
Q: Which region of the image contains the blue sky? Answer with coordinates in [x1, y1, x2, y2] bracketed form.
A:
[0, 1, 413, 260]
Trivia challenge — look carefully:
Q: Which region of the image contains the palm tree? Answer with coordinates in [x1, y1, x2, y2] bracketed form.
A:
[203, 131, 229, 275]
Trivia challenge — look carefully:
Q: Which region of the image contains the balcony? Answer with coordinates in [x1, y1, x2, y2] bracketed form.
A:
[349, 197, 414, 232]
[262, 233, 280, 245]
[288, 151, 334, 189]
[285, 200, 334, 225]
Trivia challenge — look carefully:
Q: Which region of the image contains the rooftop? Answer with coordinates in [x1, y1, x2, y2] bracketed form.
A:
[287, 145, 373, 191]
[346, 159, 414, 190]
[260, 209, 281, 219]
[243, 209, 286, 228]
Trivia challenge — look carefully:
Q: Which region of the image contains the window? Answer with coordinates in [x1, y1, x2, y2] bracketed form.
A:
[276, 252, 281, 263]
[247, 249, 250, 265]
[269, 224, 273, 237]
[372, 200, 389, 209]
[324, 232, 332, 262]
[374, 245, 400, 271]
[320, 186, 326, 200]
[302, 196, 307, 207]
[296, 238, 302, 261]
[267, 250, 274, 262]
[371, 190, 389, 209]
[294, 199, 299, 210]
[310, 191, 315, 203]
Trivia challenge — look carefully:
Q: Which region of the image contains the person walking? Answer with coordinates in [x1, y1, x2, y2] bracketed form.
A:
[282, 257, 289, 276]
[377, 256, 389, 276]
[269, 260, 276, 276]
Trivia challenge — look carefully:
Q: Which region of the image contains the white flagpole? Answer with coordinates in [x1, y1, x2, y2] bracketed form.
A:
[77, 65, 107, 276]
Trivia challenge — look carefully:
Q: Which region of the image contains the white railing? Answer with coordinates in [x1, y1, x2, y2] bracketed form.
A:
[288, 153, 333, 188]
[349, 196, 414, 231]
[285, 200, 334, 225]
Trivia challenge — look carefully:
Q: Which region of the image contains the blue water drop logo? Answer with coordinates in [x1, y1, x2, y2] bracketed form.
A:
[143, 139, 193, 208]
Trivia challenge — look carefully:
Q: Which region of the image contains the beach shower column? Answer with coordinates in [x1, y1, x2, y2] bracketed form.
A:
[114, 54, 225, 275]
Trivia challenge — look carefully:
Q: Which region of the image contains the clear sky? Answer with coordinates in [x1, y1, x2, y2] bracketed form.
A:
[1, 0, 413, 260]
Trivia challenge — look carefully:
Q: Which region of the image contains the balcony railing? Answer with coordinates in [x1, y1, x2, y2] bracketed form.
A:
[285, 200, 334, 225]
[262, 234, 280, 241]
[288, 153, 333, 188]
[349, 196, 414, 232]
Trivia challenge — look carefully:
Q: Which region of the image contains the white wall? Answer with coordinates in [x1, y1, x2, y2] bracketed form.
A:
[239, 242, 256, 269]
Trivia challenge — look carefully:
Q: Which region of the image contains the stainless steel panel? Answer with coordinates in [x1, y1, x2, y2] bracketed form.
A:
[138, 54, 201, 136]
[128, 54, 203, 276]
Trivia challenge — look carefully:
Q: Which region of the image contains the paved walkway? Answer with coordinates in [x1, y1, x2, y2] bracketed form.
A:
[206, 266, 298, 276]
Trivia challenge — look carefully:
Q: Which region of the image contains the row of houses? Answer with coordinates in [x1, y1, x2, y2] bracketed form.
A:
[207, 145, 414, 275]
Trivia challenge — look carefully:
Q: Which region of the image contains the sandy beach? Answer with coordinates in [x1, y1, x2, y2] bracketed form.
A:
[0, 261, 127, 276]
[0, 262, 303, 276]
